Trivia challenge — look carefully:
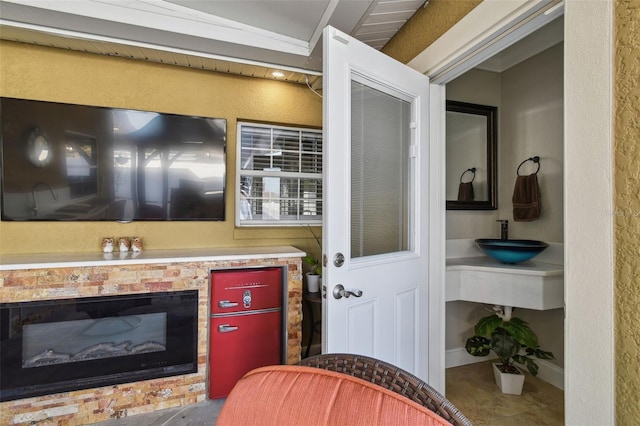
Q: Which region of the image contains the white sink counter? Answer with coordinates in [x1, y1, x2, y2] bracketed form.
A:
[446, 239, 564, 310]
[0, 246, 306, 271]
[447, 256, 563, 275]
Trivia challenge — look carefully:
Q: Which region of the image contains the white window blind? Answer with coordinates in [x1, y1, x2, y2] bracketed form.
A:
[236, 122, 322, 226]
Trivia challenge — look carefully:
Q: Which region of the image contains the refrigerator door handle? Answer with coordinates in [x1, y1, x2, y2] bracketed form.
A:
[218, 300, 239, 309]
[218, 324, 239, 333]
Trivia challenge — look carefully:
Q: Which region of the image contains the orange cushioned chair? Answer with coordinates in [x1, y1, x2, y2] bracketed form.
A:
[299, 353, 472, 425]
[216, 365, 462, 426]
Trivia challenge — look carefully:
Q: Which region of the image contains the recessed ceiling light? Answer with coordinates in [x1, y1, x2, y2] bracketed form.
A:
[272, 71, 284, 78]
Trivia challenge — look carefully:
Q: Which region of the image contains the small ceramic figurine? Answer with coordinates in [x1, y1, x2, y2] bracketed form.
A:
[118, 237, 130, 252]
[131, 236, 143, 252]
[102, 237, 114, 253]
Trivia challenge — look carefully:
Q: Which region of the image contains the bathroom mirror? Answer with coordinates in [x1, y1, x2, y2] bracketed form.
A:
[446, 100, 497, 210]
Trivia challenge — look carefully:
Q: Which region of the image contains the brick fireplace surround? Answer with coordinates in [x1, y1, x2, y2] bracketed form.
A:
[0, 246, 304, 425]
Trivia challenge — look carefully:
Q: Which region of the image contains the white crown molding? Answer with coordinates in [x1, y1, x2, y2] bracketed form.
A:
[2, 0, 311, 56]
[408, 0, 564, 83]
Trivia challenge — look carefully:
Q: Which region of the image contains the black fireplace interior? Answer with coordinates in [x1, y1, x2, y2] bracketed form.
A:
[0, 290, 198, 402]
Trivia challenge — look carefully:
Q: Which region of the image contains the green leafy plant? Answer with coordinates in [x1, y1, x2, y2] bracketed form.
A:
[303, 254, 322, 276]
[465, 311, 554, 375]
[302, 225, 322, 277]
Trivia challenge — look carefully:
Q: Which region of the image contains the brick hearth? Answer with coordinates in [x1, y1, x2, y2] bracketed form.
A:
[0, 247, 303, 425]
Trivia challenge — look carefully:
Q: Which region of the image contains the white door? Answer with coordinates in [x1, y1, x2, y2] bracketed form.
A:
[322, 26, 439, 383]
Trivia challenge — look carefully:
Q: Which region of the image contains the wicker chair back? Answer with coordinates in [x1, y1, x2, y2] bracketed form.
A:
[299, 353, 473, 426]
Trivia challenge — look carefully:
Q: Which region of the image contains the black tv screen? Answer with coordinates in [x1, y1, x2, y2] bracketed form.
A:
[0, 97, 226, 221]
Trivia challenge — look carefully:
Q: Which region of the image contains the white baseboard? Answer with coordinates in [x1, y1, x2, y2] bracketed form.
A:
[535, 359, 564, 390]
[446, 347, 564, 390]
[446, 347, 497, 368]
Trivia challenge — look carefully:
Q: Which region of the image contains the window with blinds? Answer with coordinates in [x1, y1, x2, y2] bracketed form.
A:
[236, 122, 322, 226]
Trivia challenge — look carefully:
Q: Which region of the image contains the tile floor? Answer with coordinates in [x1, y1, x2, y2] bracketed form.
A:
[92, 360, 564, 425]
[91, 399, 225, 426]
[446, 361, 564, 425]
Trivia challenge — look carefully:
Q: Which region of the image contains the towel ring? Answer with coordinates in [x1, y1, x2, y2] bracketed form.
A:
[517, 156, 540, 176]
[459, 167, 476, 183]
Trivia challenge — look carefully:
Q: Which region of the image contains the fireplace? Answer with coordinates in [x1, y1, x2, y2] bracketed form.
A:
[0, 290, 198, 402]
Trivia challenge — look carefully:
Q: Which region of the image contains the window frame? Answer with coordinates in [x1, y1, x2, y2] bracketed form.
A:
[235, 121, 323, 227]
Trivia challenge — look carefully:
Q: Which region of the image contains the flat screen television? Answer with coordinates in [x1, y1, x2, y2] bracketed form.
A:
[0, 97, 226, 221]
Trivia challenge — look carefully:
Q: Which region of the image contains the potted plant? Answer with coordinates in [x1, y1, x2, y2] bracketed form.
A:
[303, 225, 322, 293]
[303, 254, 321, 293]
[465, 307, 554, 395]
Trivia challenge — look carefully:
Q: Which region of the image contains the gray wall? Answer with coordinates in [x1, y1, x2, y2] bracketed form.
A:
[499, 43, 564, 243]
[446, 69, 502, 238]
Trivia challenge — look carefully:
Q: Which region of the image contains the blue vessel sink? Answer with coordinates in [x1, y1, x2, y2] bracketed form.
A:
[475, 239, 549, 264]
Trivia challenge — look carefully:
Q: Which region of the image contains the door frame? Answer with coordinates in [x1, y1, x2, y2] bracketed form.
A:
[408, 0, 614, 424]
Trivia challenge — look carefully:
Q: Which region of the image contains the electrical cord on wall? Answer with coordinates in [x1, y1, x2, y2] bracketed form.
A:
[305, 75, 322, 98]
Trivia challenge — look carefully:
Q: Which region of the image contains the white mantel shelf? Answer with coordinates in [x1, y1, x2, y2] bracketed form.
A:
[0, 245, 306, 271]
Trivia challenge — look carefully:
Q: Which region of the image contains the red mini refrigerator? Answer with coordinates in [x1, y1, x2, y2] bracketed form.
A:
[208, 267, 284, 399]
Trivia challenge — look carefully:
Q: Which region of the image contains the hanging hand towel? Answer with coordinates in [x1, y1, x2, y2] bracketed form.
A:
[512, 173, 541, 221]
[457, 182, 474, 201]
[457, 168, 476, 202]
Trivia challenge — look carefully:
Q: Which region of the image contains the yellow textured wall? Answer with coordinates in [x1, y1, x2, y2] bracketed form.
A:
[614, 0, 640, 423]
[0, 41, 322, 256]
[381, 0, 482, 64]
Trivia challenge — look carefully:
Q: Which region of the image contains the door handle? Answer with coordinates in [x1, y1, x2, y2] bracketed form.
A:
[332, 284, 363, 299]
[218, 300, 239, 308]
[218, 324, 239, 333]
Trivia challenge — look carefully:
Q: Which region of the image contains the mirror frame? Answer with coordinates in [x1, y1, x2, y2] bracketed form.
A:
[446, 100, 498, 210]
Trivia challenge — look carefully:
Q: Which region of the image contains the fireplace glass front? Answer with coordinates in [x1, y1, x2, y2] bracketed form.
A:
[0, 290, 198, 402]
